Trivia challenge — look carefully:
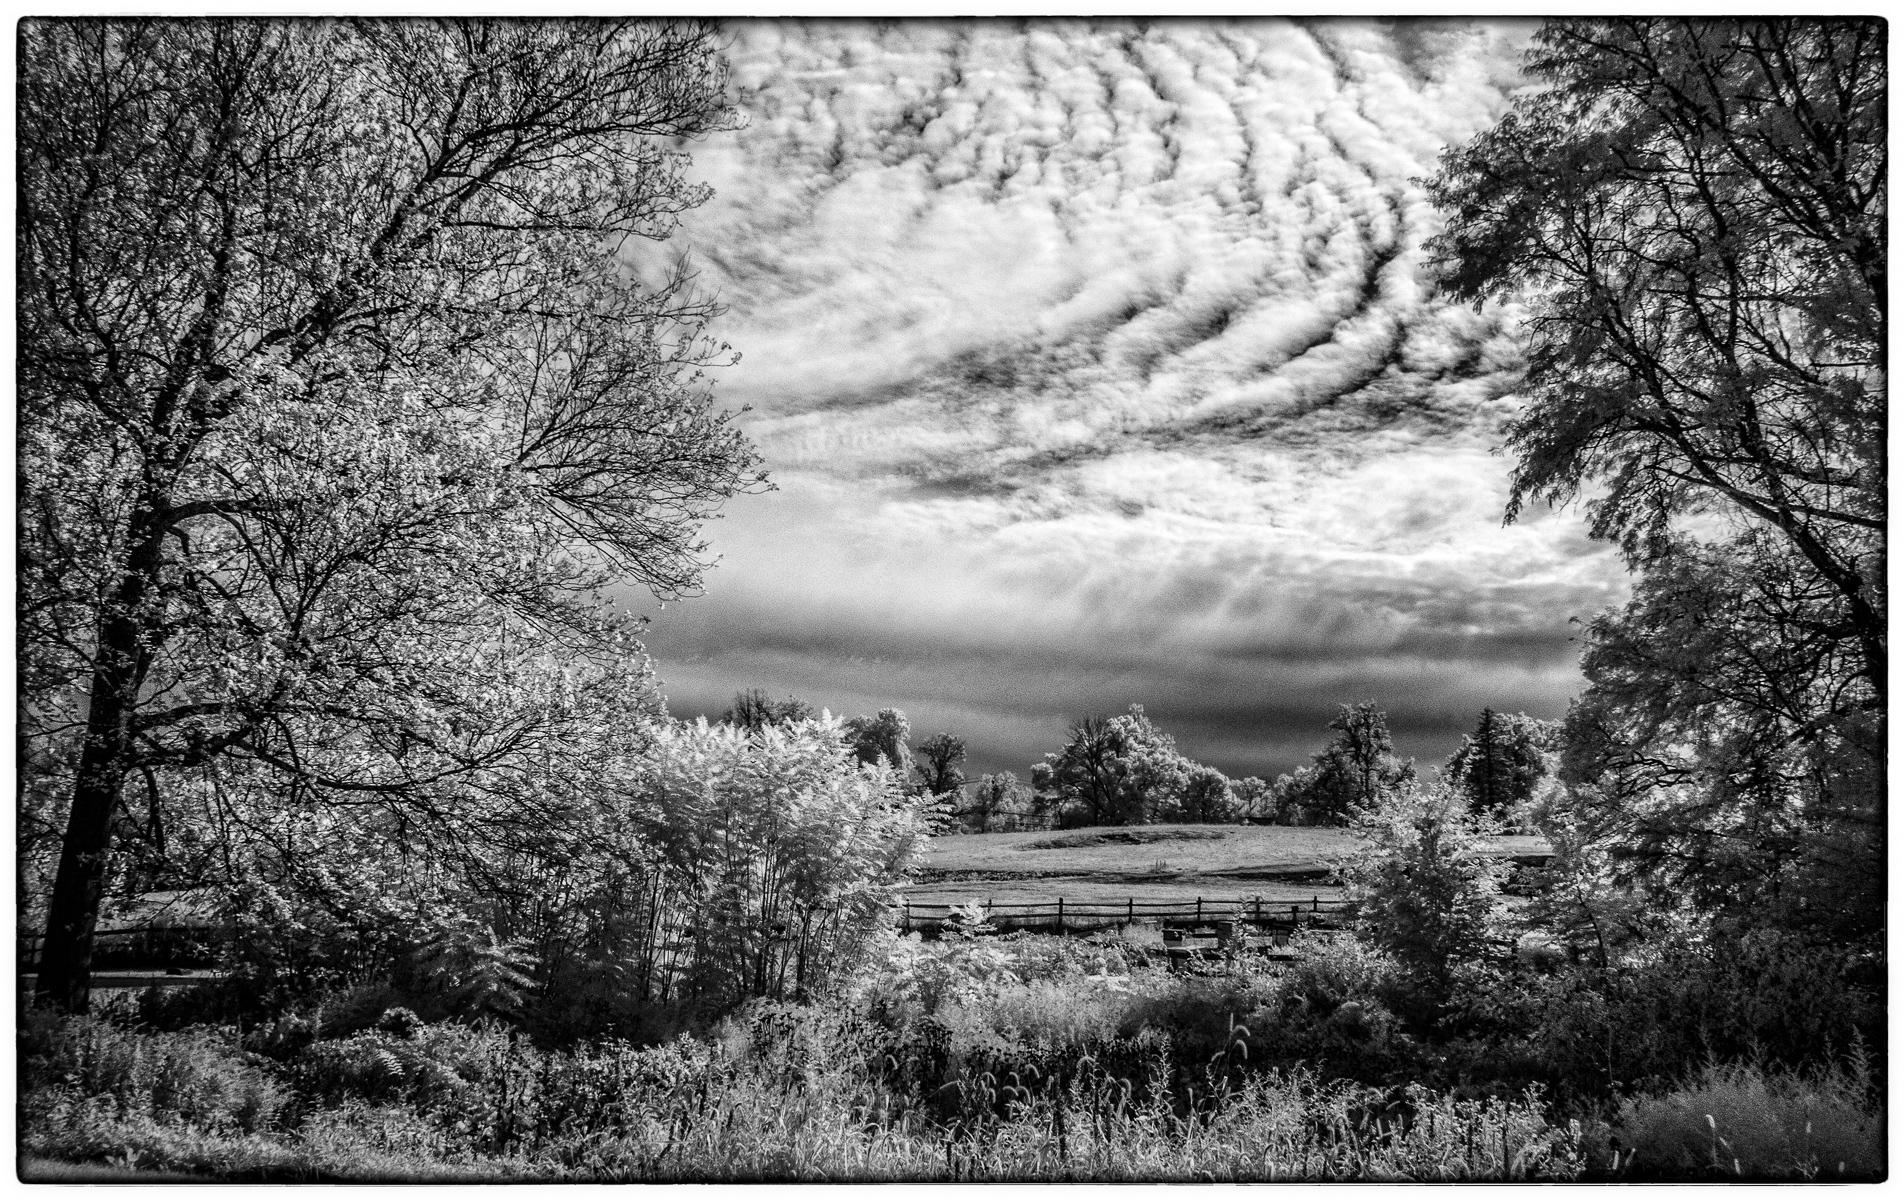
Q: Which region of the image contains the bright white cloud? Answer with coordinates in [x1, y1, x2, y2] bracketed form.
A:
[632, 17, 1624, 777]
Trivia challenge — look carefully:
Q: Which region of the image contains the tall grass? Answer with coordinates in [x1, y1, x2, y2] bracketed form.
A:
[20, 1010, 288, 1133]
[1600, 1053, 1882, 1180]
[19, 1001, 1585, 1181]
[25, 926, 1877, 1183]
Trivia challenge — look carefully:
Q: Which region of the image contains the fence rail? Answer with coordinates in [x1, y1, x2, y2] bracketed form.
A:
[17, 924, 224, 969]
[900, 894, 1348, 933]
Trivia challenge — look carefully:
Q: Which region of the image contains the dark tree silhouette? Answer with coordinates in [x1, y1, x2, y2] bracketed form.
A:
[1287, 703, 1415, 827]
[722, 689, 818, 733]
[913, 733, 968, 797]
[1444, 709, 1552, 821]
[1032, 716, 1129, 826]
[844, 709, 911, 772]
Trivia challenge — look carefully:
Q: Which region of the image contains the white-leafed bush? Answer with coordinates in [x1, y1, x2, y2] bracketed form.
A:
[602, 715, 928, 1011]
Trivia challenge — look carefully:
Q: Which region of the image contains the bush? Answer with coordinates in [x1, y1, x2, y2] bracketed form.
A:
[19, 1094, 307, 1181]
[20, 1010, 289, 1134]
[853, 931, 1135, 1026]
[295, 1021, 507, 1108]
[213, 870, 417, 1008]
[1339, 786, 1508, 1014]
[133, 978, 261, 1031]
[618, 718, 928, 1012]
[408, 921, 538, 1021]
[1270, 932, 1403, 1017]
[1458, 928, 1885, 1103]
[1603, 1056, 1881, 1180]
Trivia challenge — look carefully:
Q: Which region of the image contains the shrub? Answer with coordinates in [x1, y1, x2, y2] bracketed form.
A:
[408, 921, 538, 1021]
[521, 964, 715, 1046]
[20, 1011, 289, 1134]
[941, 902, 997, 939]
[1604, 1056, 1882, 1180]
[854, 930, 1153, 1040]
[1269, 932, 1402, 1016]
[295, 1021, 507, 1109]
[1233, 934, 1432, 1084]
[1339, 785, 1508, 1013]
[596, 717, 929, 1015]
[1462, 927, 1885, 1103]
[212, 868, 418, 1008]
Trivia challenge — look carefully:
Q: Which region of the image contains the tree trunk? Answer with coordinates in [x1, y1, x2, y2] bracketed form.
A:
[34, 512, 164, 1013]
[34, 696, 133, 1012]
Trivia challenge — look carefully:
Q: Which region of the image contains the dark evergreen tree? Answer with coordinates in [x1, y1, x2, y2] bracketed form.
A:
[1444, 709, 1552, 821]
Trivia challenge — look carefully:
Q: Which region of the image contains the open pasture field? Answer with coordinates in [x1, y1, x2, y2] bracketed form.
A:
[904, 823, 1550, 909]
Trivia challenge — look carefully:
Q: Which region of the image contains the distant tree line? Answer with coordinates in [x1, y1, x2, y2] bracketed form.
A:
[715, 690, 1556, 834]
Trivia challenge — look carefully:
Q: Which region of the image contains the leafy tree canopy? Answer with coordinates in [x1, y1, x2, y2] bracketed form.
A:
[1031, 706, 1235, 826]
[18, 17, 761, 1010]
[1426, 18, 1884, 691]
[1426, 18, 1884, 944]
[1443, 709, 1556, 823]
[1340, 784, 1509, 1009]
[912, 732, 968, 797]
[1283, 703, 1415, 827]
[844, 708, 911, 772]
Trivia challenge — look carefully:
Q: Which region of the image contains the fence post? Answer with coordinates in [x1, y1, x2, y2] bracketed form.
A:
[1312, 894, 1318, 912]
[1127, 897, 1134, 925]
[1196, 897, 1202, 924]
[1056, 896, 1065, 933]
[901, 903, 910, 933]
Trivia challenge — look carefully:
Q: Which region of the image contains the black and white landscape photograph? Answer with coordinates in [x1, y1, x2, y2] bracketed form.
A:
[16, 16, 1885, 1181]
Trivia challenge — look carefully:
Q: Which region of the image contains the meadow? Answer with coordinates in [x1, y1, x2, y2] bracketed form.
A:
[905, 823, 1550, 907]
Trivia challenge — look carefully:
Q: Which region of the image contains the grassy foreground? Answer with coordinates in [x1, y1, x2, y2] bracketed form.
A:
[17, 929, 1880, 1183]
[17, 995, 1578, 1182]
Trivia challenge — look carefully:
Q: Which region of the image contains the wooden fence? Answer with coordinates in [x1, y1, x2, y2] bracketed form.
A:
[900, 894, 1349, 934]
[17, 924, 223, 970]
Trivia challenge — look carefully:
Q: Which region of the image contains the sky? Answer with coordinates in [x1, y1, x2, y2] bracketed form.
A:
[625, 17, 1631, 782]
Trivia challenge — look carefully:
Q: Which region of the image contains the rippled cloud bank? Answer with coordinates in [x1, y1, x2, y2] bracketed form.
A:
[632, 18, 1628, 778]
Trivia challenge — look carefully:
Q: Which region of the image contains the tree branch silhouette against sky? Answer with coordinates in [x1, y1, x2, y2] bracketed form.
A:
[626, 18, 1632, 778]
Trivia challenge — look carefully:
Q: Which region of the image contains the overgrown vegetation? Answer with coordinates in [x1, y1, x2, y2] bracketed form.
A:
[19, 920, 1881, 1181]
[16, 765, 1884, 1181]
[16, 14, 1885, 1184]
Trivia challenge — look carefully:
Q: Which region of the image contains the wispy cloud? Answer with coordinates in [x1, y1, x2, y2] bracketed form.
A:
[630, 18, 1624, 778]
